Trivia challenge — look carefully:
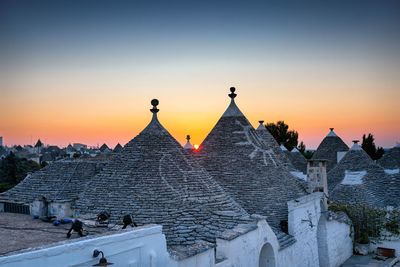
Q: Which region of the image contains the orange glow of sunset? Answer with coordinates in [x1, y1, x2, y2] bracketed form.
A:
[1, 1, 399, 149]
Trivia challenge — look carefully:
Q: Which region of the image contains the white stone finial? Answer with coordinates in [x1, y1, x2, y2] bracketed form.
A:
[183, 135, 193, 150]
[327, 128, 337, 137]
[351, 140, 362, 151]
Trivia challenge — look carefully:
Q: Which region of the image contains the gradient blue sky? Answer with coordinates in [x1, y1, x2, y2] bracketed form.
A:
[0, 0, 399, 148]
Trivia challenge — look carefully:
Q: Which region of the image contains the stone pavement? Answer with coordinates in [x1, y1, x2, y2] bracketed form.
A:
[341, 255, 399, 267]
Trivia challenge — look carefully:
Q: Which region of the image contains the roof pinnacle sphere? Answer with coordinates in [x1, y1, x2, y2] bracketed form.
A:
[352, 140, 360, 144]
[258, 120, 264, 124]
[150, 99, 159, 113]
[228, 87, 237, 99]
[186, 135, 191, 141]
[330, 128, 334, 131]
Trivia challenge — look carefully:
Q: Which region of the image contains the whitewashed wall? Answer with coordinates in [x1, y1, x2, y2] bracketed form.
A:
[282, 193, 322, 267]
[176, 249, 215, 267]
[323, 217, 353, 267]
[0, 225, 172, 267]
[215, 219, 279, 267]
[31, 200, 73, 218]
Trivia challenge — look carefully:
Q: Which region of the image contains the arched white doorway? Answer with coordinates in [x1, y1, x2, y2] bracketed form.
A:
[317, 215, 330, 267]
[259, 242, 276, 267]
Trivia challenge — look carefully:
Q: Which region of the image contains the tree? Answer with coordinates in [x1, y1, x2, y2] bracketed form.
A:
[265, 121, 299, 150]
[298, 141, 306, 154]
[303, 150, 314, 160]
[0, 152, 41, 192]
[361, 133, 384, 160]
[297, 140, 314, 159]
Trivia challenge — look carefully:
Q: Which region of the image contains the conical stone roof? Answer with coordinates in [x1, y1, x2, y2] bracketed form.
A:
[76, 99, 255, 258]
[196, 87, 307, 228]
[255, 121, 295, 171]
[287, 148, 308, 174]
[99, 143, 110, 152]
[378, 144, 400, 170]
[328, 141, 395, 208]
[0, 159, 106, 203]
[312, 128, 349, 172]
[113, 143, 123, 153]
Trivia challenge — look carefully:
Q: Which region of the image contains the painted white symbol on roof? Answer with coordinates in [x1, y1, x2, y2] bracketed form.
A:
[233, 120, 277, 167]
[384, 168, 399, 175]
[341, 170, 367, 185]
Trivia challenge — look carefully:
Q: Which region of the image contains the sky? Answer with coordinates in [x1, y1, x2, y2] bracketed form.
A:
[0, 0, 399, 149]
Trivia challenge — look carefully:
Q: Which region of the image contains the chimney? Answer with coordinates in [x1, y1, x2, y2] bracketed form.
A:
[307, 159, 328, 207]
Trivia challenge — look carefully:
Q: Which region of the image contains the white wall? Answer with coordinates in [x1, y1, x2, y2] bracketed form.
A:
[323, 217, 353, 267]
[49, 202, 73, 218]
[176, 249, 215, 267]
[284, 193, 322, 267]
[215, 219, 279, 267]
[0, 225, 172, 267]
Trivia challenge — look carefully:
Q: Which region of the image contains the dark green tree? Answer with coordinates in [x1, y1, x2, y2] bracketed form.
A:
[298, 141, 306, 153]
[266, 120, 298, 150]
[297, 141, 314, 159]
[361, 133, 384, 160]
[0, 152, 41, 192]
[303, 150, 314, 160]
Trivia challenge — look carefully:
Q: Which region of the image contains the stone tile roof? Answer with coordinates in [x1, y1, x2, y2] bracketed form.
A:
[75, 100, 256, 258]
[113, 143, 123, 153]
[0, 159, 106, 203]
[312, 128, 349, 172]
[328, 143, 398, 208]
[255, 121, 296, 171]
[99, 143, 110, 152]
[195, 88, 307, 228]
[286, 148, 308, 174]
[385, 173, 400, 208]
[274, 228, 296, 250]
[378, 146, 400, 169]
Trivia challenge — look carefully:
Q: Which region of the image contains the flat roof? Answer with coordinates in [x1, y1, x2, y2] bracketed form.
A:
[0, 212, 120, 256]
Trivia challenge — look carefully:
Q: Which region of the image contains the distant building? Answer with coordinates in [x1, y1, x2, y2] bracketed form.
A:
[182, 135, 193, 150]
[378, 143, 400, 171]
[34, 139, 44, 154]
[312, 128, 349, 172]
[0, 136, 3, 147]
[329, 140, 399, 209]
[72, 143, 87, 151]
[99, 143, 111, 153]
[113, 143, 123, 153]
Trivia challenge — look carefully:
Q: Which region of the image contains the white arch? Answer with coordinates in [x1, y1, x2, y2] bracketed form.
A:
[259, 242, 276, 267]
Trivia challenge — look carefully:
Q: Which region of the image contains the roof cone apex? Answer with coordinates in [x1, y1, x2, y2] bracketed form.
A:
[256, 121, 266, 130]
[291, 147, 300, 153]
[351, 140, 362, 151]
[222, 87, 245, 118]
[327, 128, 337, 137]
[183, 134, 194, 149]
[142, 98, 167, 133]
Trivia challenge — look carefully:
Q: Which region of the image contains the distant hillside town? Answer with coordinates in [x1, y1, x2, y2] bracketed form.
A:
[0, 138, 121, 163]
